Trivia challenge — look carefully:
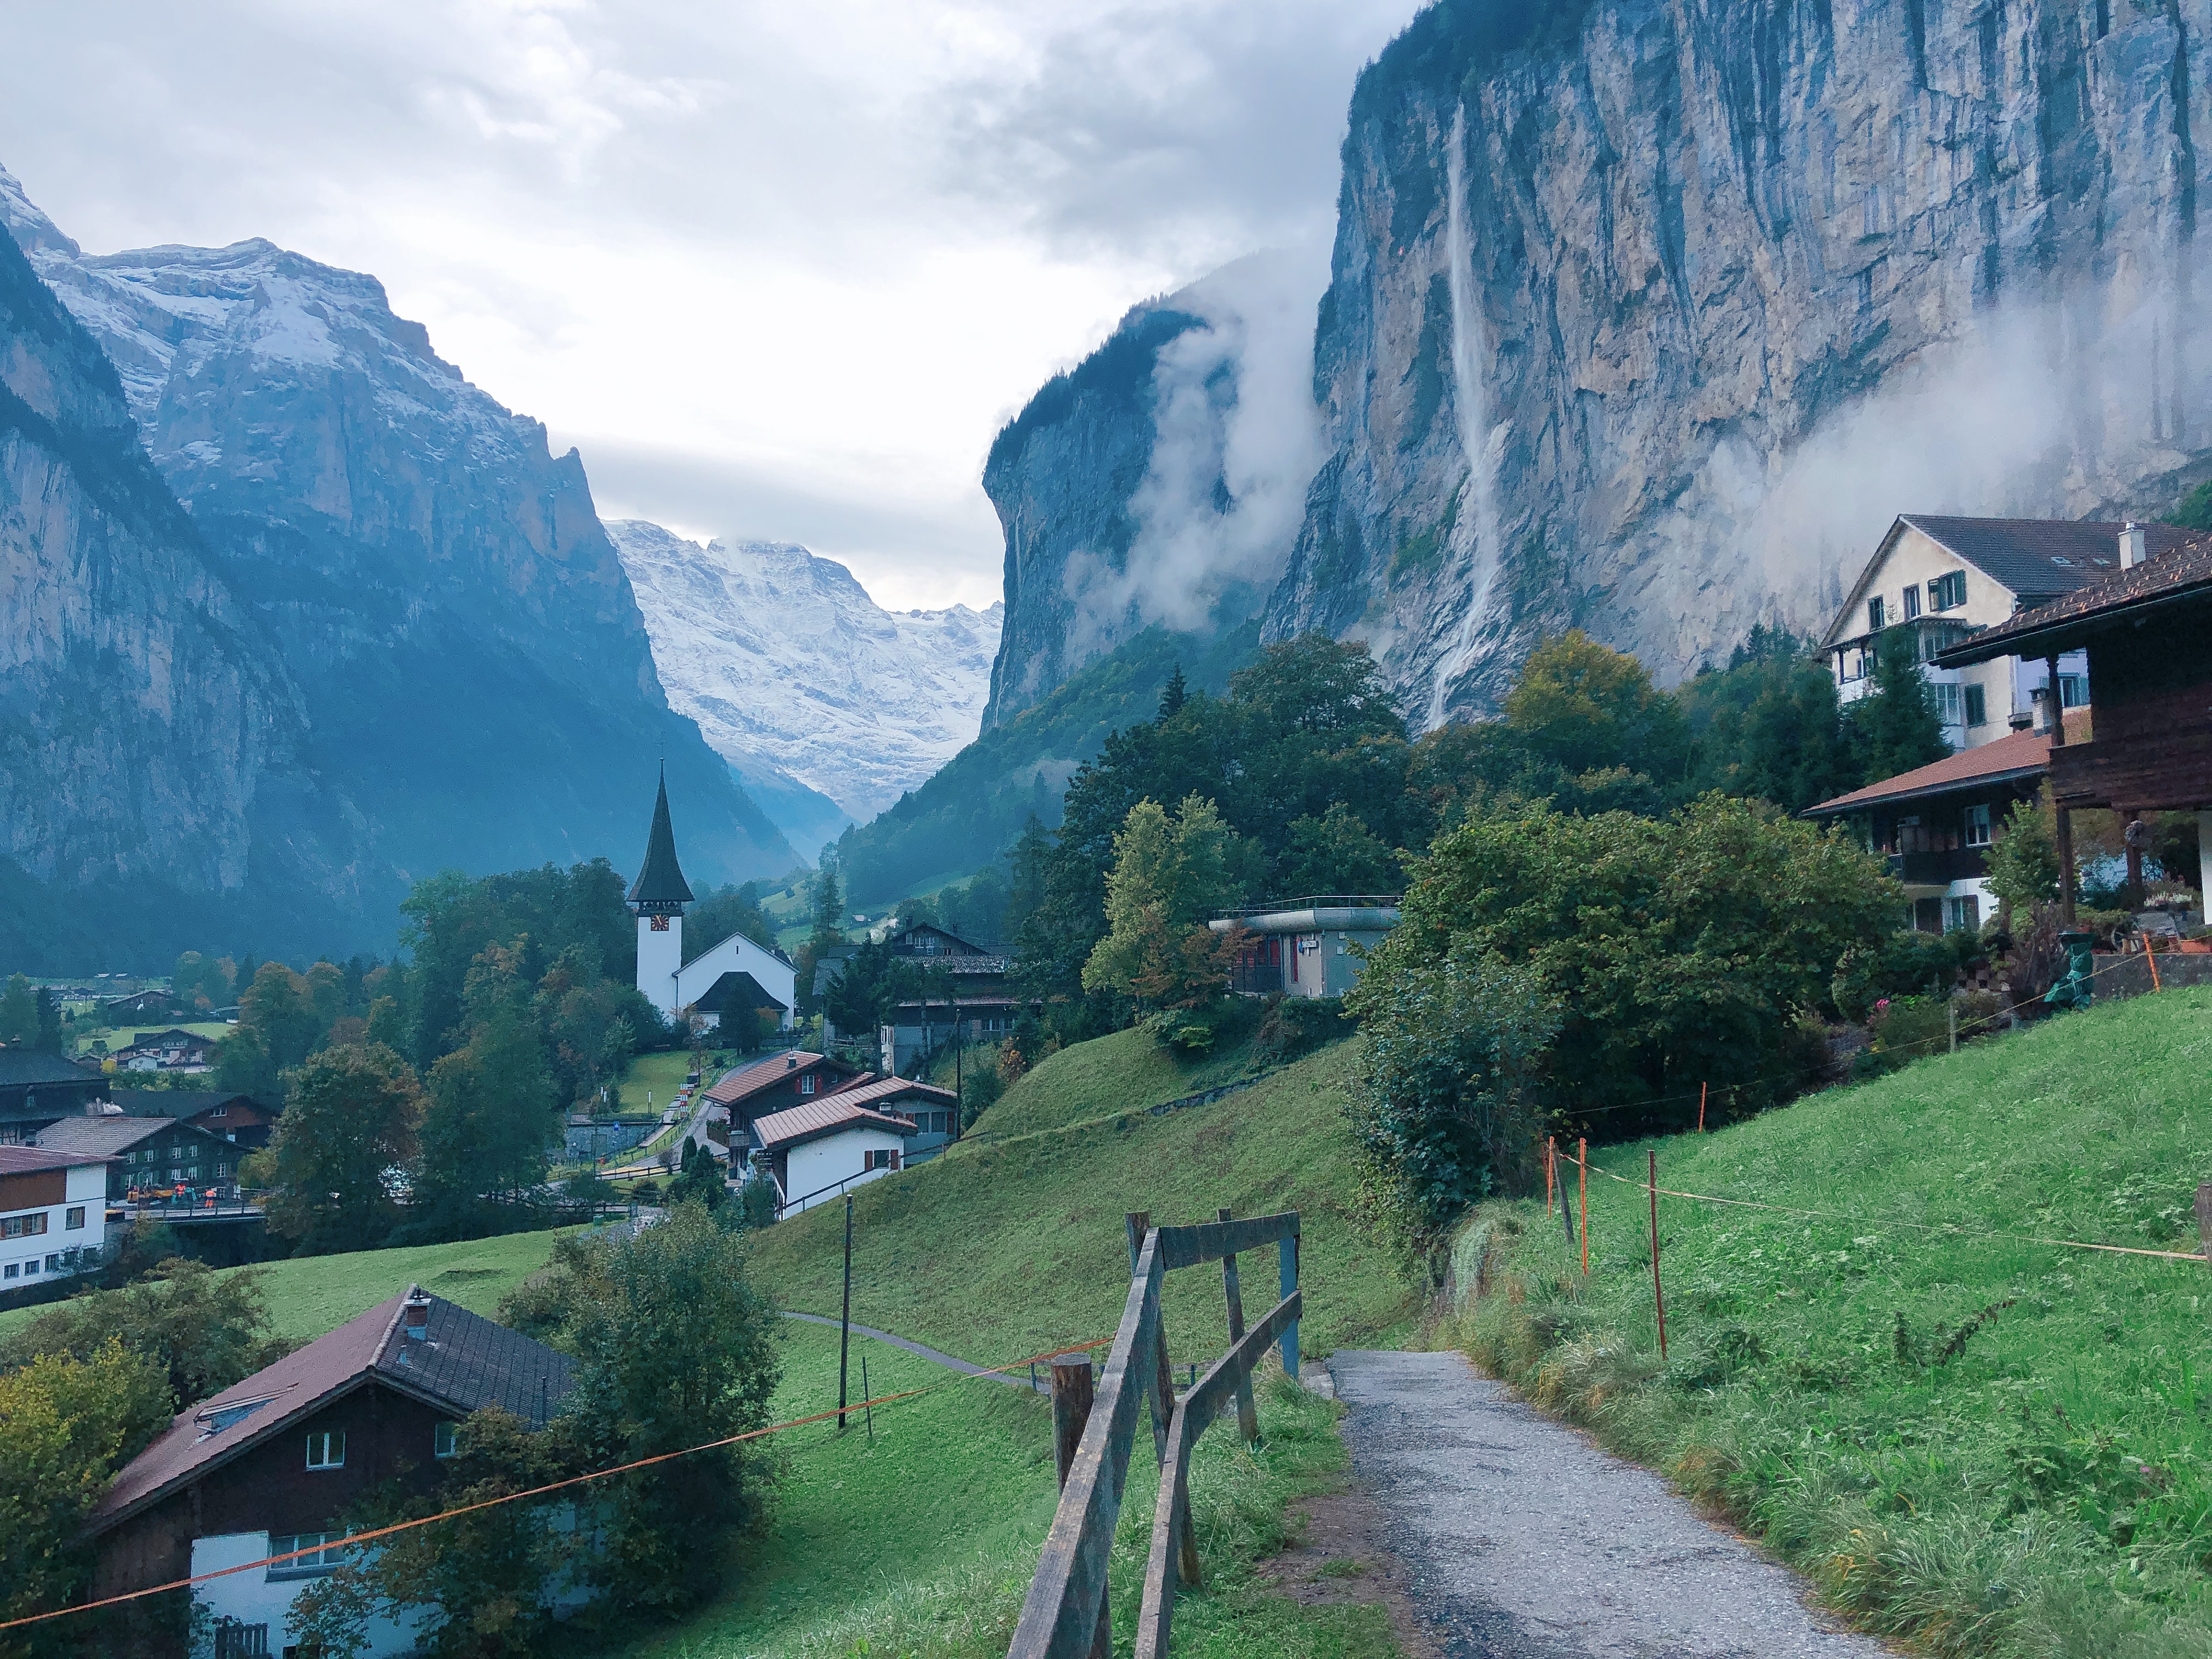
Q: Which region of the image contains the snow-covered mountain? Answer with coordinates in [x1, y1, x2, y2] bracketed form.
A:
[605, 521, 1003, 848]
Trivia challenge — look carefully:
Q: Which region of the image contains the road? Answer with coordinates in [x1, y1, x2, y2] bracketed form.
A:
[1329, 1351, 1894, 1658]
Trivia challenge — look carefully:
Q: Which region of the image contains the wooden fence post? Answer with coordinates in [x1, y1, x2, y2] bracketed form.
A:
[1127, 1210, 1199, 1589]
[837, 1194, 854, 1429]
[1648, 1150, 1668, 1362]
[1217, 1208, 1260, 1444]
[1577, 1137, 1588, 1277]
[2197, 1184, 2212, 1270]
[1278, 1231, 1300, 1381]
[1052, 1361, 1113, 1659]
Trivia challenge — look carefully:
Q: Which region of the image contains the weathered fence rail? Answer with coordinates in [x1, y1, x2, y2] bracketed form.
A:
[1007, 1206, 1301, 1659]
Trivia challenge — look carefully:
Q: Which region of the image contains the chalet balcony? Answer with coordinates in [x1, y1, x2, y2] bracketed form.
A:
[2049, 725, 2212, 812]
[1886, 848, 1988, 887]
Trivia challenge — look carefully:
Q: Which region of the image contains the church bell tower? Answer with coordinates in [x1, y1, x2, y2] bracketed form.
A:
[629, 767, 693, 1017]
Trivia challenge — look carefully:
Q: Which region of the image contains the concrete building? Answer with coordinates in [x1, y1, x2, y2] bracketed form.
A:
[1211, 898, 1402, 1000]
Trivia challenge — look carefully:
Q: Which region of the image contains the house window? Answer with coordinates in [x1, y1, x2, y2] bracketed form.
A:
[1902, 585, 1922, 620]
[64, 1206, 84, 1229]
[1868, 595, 1886, 631]
[1, 1213, 48, 1239]
[434, 1422, 459, 1459]
[864, 1149, 899, 1172]
[2058, 674, 2088, 707]
[22, 1259, 37, 1275]
[1964, 684, 1988, 727]
[1965, 804, 1993, 848]
[800, 1074, 817, 1096]
[210, 1106, 227, 1118]
[268, 1532, 349, 1579]
[1929, 571, 1967, 611]
[3, 1265, 14, 1280]
[1934, 682, 1963, 726]
[1945, 896, 1982, 933]
[305, 1430, 346, 1470]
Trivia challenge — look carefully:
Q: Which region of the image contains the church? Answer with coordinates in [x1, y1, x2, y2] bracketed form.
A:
[629, 772, 798, 1034]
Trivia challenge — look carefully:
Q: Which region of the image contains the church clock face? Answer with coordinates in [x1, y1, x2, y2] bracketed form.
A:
[650, 915, 670, 932]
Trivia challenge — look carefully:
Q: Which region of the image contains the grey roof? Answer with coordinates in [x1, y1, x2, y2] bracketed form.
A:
[105, 1089, 272, 1122]
[1935, 534, 2212, 665]
[91, 1285, 575, 1532]
[694, 970, 788, 1015]
[31, 1115, 223, 1155]
[0, 1050, 101, 1089]
[1900, 515, 2194, 600]
[0, 1144, 113, 1174]
[627, 768, 694, 910]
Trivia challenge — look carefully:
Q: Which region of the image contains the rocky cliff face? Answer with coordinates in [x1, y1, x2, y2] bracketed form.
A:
[606, 519, 1003, 850]
[2, 165, 792, 909]
[981, 251, 1323, 726]
[0, 211, 371, 966]
[1270, 0, 2212, 719]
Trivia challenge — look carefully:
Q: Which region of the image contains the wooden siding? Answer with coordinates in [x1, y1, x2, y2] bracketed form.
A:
[0, 1169, 66, 1210]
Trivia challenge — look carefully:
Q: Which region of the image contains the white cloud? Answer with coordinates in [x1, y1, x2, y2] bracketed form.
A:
[0, 0, 1419, 608]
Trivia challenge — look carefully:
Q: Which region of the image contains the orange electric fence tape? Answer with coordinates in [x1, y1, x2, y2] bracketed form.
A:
[0, 1334, 1118, 1635]
[1562, 946, 2163, 1124]
[1559, 1148, 2210, 1265]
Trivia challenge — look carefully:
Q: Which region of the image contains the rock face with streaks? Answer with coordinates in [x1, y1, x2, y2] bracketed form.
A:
[2, 163, 793, 932]
[0, 208, 369, 964]
[991, 0, 2212, 730]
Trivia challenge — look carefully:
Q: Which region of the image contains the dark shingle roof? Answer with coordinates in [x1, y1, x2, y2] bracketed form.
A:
[627, 769, 693, 910]
[0, 1051, 101, 1088]
[693, 970, 788, 1015]
[91, 1286, 574, 1532]
[1900, 515, 2195, 600]
[1934, 535, 2212, 665]
[106, 1089, 270, 1122]
[31, 1116, 221, 1156]
[0, 1144, 113, 1175]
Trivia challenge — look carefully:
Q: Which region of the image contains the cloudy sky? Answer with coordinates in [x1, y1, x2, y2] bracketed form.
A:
[0, 0, 1418, 610]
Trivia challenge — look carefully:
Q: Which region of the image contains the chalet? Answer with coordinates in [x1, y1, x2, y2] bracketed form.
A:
[117, 1088, 282, 1149]
[702, 1050, 871, 1144]
[822, 1073, 962, 1154]
[749, 1095, 921, 1214]
[32, 1115, 244, 1202]
[0, 1144, 111, 1289]
[879, 923, 1021, 1074]
[627, 771, 797, 1030]
[101, 986, 182, 1022]
[84, 1286, 577, 1659]
[1819, 517, 2183, 749]
[1210, 898, 1402, 999]
[1935, 533, 2212, 916]
[1802, 713, 2086, 932]
[109, 1027, 219, 1074]
[0, 1049, 108, 1145]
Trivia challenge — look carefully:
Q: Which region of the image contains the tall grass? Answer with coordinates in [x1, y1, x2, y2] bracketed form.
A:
[1444, 989, 2212, 1658]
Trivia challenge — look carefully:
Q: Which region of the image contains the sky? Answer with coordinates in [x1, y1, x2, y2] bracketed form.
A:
[0, 0, 1418, 611]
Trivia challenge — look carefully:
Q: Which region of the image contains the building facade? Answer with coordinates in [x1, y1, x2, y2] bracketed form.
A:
[627, 770, 796, 1030]
[0, 1050, 108, 1145]
[1210, 900, 1402, 1000]
[749, 1096, 921, 1214]
[0, 1144, 110, 1289]
[31, 1115, 244, 1203]
[1819, 517, 2180, 750]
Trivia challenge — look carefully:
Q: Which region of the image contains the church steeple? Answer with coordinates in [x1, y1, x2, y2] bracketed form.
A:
[627, 766, 693, 915]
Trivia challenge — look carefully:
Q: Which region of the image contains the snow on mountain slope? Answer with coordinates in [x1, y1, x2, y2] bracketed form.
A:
[606, 521, 1003, 831]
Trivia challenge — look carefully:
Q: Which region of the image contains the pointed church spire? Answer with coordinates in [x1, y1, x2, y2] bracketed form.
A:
[628, 765, 694, 912]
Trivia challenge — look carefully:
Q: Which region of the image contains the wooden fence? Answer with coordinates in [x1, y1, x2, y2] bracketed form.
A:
[1008, 1207, 1302, 1659]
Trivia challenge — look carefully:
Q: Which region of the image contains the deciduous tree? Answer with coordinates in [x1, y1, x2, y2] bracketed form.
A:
[256, 1044, 422, 1251]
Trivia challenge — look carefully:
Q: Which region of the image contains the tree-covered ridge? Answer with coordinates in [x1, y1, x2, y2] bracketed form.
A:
[1352, 0, 1596, 123]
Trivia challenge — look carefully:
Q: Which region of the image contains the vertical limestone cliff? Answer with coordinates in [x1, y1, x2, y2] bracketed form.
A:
[1268, 0, 2212, 719]
[0, 220, 372, 965]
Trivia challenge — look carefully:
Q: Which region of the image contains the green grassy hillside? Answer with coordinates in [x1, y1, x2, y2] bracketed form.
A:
[1454, 987, 2212, 1658]
[0, 1228, 575, 1344]
[747, 1035, 1413, 1368]
[972, 1016, 1283, 1140]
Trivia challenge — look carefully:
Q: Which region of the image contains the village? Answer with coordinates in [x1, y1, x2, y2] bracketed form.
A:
[1, 505, 2208, 1659]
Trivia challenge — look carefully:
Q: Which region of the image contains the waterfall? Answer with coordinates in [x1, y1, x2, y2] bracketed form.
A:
[1426, 104, 1502, 729]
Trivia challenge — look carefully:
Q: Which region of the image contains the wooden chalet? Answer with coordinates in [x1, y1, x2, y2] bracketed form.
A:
[0, 1049, 108, 1145]
[701, 1049, 870, 1145]
[1937, 534, 2212, 916]
[31, 1114, 244, 1202]
[114, 1088, 281, 1150]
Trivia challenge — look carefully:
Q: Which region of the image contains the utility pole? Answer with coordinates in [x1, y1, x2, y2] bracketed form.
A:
[953, 1025, 963, 1141]
[837, 1193, 855, 1430]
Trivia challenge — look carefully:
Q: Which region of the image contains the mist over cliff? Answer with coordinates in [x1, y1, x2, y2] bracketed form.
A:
[990, 0, 2212, 730]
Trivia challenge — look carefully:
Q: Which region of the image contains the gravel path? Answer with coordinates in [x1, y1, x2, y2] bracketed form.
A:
[1330, 1351, 1893, 1658]
[779, 1311, 1040, 1390]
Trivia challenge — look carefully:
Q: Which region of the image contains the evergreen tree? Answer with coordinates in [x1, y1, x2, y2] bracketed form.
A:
[1846, 628, 1950, 783]
[1159, 662, 1189, 718]
[33, 986, 63, 1054]
[0, 974, 37, 1046]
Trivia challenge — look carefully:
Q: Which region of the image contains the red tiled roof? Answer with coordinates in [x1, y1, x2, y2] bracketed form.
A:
[0, 1143, 112, 1173]
[704, 1051, 827, 1107]
[1803, 712, 2086, 815]
[824, 1075, 957, 1113]
[1935, 534, 2212, 664]
[751, 1096, 923, 1152]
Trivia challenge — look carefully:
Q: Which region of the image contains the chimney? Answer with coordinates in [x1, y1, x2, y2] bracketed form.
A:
[2120, 522, 2147, 568]
[2030, 684, 2054, 733]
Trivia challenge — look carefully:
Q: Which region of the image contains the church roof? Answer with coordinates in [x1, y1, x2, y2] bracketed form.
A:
[627, 770, 693, 910]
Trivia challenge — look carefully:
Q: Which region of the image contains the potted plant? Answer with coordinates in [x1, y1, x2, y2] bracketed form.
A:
[2181, 927, 2212, 956]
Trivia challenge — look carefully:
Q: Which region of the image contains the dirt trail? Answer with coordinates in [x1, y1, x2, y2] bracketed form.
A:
[1329, 1351, 1895, 1658]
